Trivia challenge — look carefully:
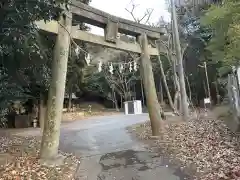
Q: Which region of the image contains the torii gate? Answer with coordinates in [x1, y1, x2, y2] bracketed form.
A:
[40, 0, 165, 159]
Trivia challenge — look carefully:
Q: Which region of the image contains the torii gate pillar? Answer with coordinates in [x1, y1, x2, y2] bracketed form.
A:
[138, 34, 163, 136]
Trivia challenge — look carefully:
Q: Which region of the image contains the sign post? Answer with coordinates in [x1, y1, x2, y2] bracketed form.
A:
[204, 97, 211, 115]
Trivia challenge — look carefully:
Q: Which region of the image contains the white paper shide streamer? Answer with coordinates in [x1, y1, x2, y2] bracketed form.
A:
[116, 33, 120, 39]
[74, 46, 91, 66]
[85, 53, 91, 66]
[98, 59, 137, 74]
[119, 64, 124, 73]
[129, 62, 132, 72]
[98, 61, 102, 72]
[75, 46, 80, 56]
[109, 63, 113, 74]
[134, 61, 137, 71]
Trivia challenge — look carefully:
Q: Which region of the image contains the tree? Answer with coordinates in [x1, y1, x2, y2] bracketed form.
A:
[172, 0, 231, 105]
[148, 17, 178, 113]
[154, 28, 181, 113]
[0, 69, 29, 127]
[171, 0, 189, 120]
[65, 21, 90, 112]
[82, 52, 139, 111]
[0, 0, 61, 56]
[0, 0, 61, 126]
[83, 67, 116, 105]
[157, 55, 176, 112]
[102, 54, 139, 101]
[201, 0, 240, 74]
[65, 43, 85, 112]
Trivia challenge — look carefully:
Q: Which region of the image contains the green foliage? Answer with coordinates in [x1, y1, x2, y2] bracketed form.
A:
[172, 1, 223, 102]
[0, 69, 30, 127]
[0, 0, 62, 56]
[172, 0, 240, 103]
[65, 0, 91, 96]
[83, 70, 110, 99]
[66, 44, 86, 95]
[201, 0, 240, 74]
[0, 0, 63, 123]
[0, 0, 91, 119]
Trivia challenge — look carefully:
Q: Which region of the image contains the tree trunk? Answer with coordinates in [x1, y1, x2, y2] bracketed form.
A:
[133, 83, 136, 100]
[113, 89, 119, 111]
[114, 101, 119, 111]
[172, 56, 181, 113]
[171, 55, 181, 113]
[138, 34, 163, 136]
[185, 74, 192, 102]
[39, 94, 46, 130]
[140, 78, 145, 106]
[157, 55, 176, 112]
[67, 88, 72, 112]
[124, 93, 128, 102]
[32, 102, 38, 128]
[171, 0, 189, 120]
[203, 81, 207, 97]
[120, 96, 123, 109]
[174, 90, 181, 113]
[215, 80, 220, 104]
[204, 62, 211, 101]
[159, 78, 164, 104]
[40, 11, 72, 160]
[174, 91, 179, 109]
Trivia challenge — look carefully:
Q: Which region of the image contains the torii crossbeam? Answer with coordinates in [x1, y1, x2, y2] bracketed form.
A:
[36, 0, 166, 55]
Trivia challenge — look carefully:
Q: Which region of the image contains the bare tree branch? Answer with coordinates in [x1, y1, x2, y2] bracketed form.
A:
[125, 0, 139, 22]
[101, 58, 137, 101]
[125, 7, 138, 22]
[125, 0, 154, 24]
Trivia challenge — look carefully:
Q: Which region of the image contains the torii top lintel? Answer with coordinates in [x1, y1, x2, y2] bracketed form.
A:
[70, 0, 166, 39]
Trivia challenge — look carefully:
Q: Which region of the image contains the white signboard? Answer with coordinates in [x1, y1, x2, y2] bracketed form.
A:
[204, 98, 211, 104]
[237, 67, 240, 86]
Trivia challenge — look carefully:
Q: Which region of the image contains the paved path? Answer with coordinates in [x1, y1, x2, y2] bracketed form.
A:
[10, 113, 187, 179]
[59, 113, 187, 180]
[60, 114, 148, 156]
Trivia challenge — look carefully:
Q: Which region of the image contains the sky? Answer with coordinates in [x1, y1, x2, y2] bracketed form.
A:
[89, 0, 170, 35]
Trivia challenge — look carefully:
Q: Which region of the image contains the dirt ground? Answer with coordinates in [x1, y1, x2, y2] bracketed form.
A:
[0, 134, 79, 180]
[62, 109, 120, 122]
[128, 110, 240, 180]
